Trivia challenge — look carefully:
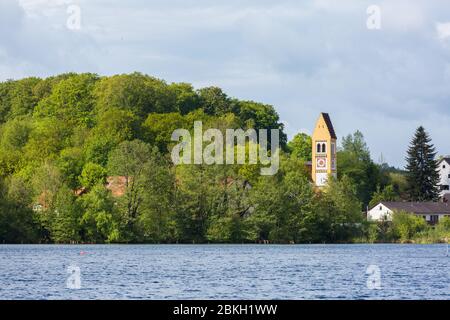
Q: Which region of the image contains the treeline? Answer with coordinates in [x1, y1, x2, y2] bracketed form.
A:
[0, 72, 444, 244]
[0, 72, 360, 243]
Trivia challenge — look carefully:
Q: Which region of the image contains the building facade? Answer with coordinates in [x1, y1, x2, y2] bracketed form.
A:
[311, 113, 337, 187]
[438, 157, 450, 199]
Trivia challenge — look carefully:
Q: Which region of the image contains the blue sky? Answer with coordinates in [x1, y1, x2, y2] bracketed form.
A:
[1, 0, 450, 167]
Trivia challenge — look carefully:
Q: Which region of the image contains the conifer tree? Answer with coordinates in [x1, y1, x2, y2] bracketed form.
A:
[405, 126, 440, 201]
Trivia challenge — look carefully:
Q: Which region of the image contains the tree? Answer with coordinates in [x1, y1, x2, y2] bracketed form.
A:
[287, 133, 312, 161]
[341, 130, 370, 161]
[390, 210, 428, 243]
[34, 73, 99, 127]
[94, 72, 176, 117]
[79, 162, 107, 189]
[314, 176, 364, 242]
[138, 154, 176, 243]
[49, 185, 81, 243]
[8, 77, 42, 119]
[173, 164, 220, 243]
[78, 184, 122, 243]
[84, 108, 140, 166]
[0, 178, 39, 243]
[0, 118, 32, 175]
[168, 82, 201, 114]
[369, 185, 398, 208]
[248, 156, 314, 243]
[142, 112, 187, 152]
[405, 126, 440, 201]
[236, 100, 287, 147]
[198, 86, 233, 116]
[57, 147, 84, 189]
[107, 140, 174, 242]
[338, 131, 381, 207]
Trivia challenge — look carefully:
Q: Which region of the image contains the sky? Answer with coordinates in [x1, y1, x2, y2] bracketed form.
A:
[1, 0, 450, 167]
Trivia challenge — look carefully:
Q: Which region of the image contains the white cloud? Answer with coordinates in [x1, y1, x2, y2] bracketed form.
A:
[436, 22, 450, 39]
[1, 0, 450, 167]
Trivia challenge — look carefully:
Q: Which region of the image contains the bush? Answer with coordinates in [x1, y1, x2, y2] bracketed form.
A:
[391, 210, 428, 243]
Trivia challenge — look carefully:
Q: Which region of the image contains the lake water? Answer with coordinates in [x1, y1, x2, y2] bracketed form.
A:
[0, 244, 448, 300]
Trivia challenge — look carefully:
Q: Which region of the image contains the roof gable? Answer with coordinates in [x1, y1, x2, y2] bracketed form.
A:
[438, 157, 450, 166]
[321, 113, 337, 139]
[313, 112, 337, 140]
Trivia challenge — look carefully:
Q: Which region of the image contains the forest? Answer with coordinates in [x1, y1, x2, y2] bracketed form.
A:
[0, 72, 448, 244]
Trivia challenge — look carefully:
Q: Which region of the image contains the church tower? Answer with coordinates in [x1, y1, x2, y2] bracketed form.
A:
[311, 113, 337, 187]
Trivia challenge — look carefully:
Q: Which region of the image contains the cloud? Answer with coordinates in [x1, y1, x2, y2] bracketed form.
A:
[1, 0, 450, 167]
[436, 22, 450, 39]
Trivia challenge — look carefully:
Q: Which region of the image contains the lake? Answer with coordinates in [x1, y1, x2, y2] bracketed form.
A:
[0, 244, 448, 300]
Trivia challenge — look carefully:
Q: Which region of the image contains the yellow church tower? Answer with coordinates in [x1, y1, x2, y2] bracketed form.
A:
[311, 113, 337, 187]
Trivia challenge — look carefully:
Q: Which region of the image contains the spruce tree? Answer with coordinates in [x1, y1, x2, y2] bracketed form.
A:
[405, 126, 440, 201]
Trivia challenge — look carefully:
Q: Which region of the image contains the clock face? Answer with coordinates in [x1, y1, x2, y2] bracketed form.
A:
[316, 173, 328, 186]
[316, 157, 327, 169]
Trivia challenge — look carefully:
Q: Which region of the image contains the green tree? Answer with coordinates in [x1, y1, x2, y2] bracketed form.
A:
[142, 112, 187, 152]
[168, 82, 201, 114]
[369, 185, 398, 208]
[0, 178, 39, 243]
[174, 164, 220, 243]
[8, 77, 42, 119]
[34, 73, 99, 127]
[288, 133, 312, 161]
[405, 126, 440, 201]
[198, 86, 233, 116]
[107, 140, 172, 241]
[137, 154, 176, 243]
[313, 176, 364, 242]
[248, 156, 314, 243]
[338, 131, 381, 207]
[79, 162, 107, 189]
[49, 184, 81, 243]
[390, 210, 428, 242]
[0, 118, 32, 175]
[57, 147, 84, 189]
[78, 184, 122, 243]
[94, 72, 175, 117]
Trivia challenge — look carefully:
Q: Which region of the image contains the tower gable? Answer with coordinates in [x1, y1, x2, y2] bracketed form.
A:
[312, 113, 336, 140]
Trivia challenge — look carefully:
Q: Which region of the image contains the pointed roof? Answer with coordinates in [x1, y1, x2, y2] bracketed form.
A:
[321, 113, 337, 139]
[438, 157, 450, 165]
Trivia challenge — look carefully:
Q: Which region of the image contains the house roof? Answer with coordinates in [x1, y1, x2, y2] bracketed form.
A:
[443, 193, 450, 203]
[376, 201, 450, 215]
[438, 157, 450, 165]
[106, 176, 128, 197]
[321, 113, 337, 139]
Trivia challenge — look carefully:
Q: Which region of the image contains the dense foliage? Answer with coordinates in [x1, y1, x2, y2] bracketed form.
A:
[0, 73, 444, 244]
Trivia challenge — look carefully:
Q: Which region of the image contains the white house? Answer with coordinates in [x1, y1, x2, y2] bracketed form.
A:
[438, 157, 450, 198]
[367, 201, 450, 224]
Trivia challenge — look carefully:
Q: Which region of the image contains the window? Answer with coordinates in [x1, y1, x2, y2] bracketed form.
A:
[440, 185, 449, 191]
[379, 206, 382, 210]
[443, 165, 446, 169]
[448, 174, 450, 179]
[331, 143, 335, 155]
[316, 142, 326, 153]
